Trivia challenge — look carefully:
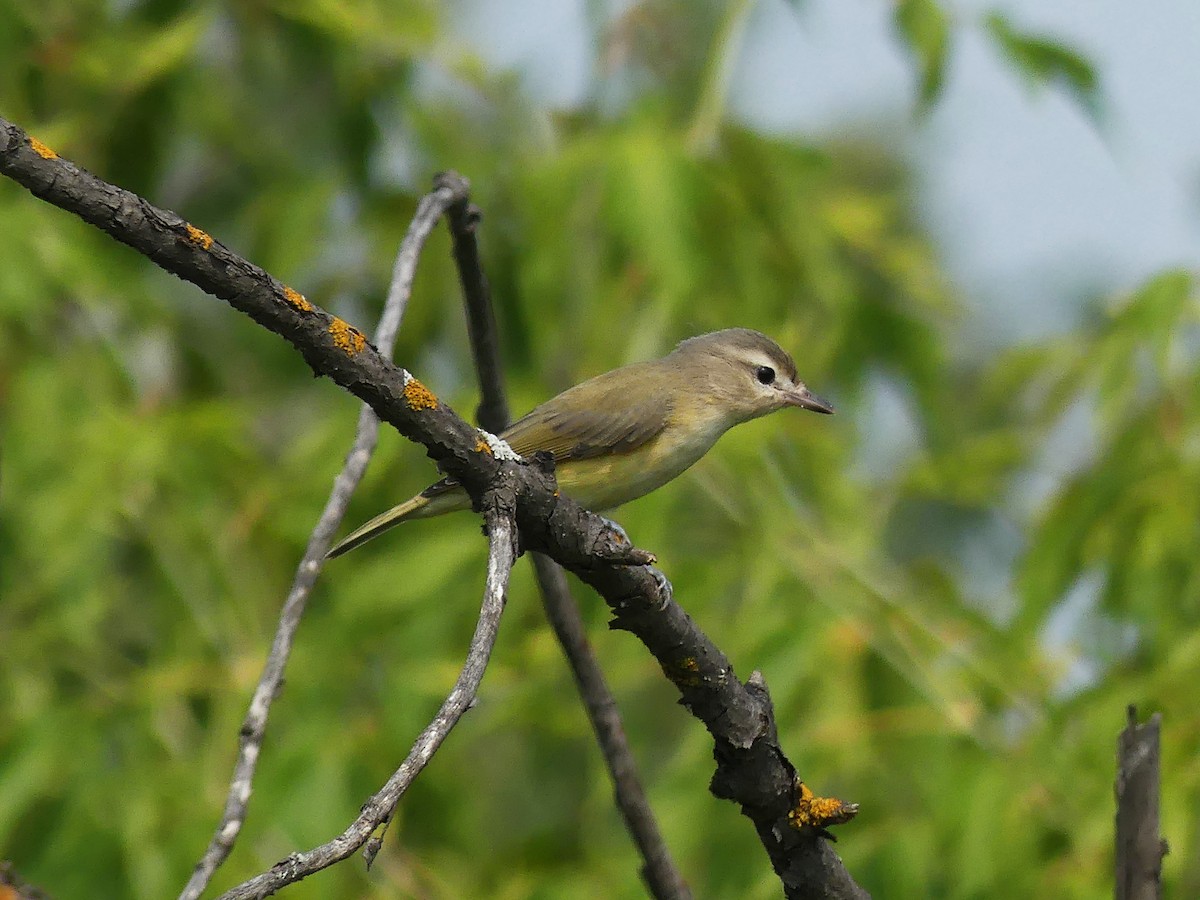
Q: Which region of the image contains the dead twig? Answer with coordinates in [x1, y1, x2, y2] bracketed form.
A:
[179, 181, 466, 900]
[216, 509, 517, 899]
[1115, 705, 1167, 900]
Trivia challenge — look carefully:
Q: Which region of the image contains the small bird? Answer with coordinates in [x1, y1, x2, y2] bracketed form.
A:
[328, 328, 833, 558]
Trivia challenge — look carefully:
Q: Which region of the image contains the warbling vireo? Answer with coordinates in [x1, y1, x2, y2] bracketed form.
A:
[328, 328, 833, 558]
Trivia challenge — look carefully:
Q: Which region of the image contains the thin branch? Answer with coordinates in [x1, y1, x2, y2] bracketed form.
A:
[178, 182, 465, 900]
[437, 176, 690, 899]
[441, 176, 510, 433]
[532, 554, 693, 900]
[1, 117, 866, 899]
[378, 184, 467, 355]
[216, 509, 518, 900]
[1115, 705, 1167, 900]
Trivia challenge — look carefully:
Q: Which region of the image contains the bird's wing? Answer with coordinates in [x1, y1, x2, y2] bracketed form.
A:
[405, 365, 670, 506]
[501, 363, 672, 461]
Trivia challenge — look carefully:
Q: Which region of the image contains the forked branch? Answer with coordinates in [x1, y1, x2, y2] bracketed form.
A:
[179, 181, 467, 900]
[216, 508, 517, 899]
[0, 116, 866, 900]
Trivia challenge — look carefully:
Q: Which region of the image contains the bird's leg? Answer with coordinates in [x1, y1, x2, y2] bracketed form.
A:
[647, 565, 673, 606]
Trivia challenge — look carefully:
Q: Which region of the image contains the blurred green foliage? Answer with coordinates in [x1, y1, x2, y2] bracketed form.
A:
[984, 12, 1102, 123]
[1, 2, 1196, 898]
[894, 0, 950, 110]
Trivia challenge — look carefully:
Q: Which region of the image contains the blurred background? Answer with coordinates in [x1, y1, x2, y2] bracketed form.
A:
[1, 0, 1198, 897]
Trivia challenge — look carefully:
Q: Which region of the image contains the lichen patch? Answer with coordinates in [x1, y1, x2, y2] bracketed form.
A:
[283, 286, 313, 312]
[184, 224, 213, 250]
[30, 137, 57, 159]
[329, 318, 366, 355]
[403, 377, 438, 410]
[788, 781, 859, 831]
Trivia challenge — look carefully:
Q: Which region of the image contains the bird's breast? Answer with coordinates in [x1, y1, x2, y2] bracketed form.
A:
[553, 414, 727, 511]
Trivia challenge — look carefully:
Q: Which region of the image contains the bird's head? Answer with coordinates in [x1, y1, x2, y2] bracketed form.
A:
[670, 328, 834, 427]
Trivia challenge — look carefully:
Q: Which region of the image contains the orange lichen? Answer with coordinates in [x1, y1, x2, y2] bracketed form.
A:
[282, 286, 313, 312]
[403, 377, 438, 410]
[475, 436, 493, 455]
[328, 318, 366, 355]
[29, 137, 57, 159]
[184, 224, 213, 250]
[788, 781, 859, 831]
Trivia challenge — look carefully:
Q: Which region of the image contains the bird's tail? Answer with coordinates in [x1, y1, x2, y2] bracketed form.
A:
[326, 493, 433, 559]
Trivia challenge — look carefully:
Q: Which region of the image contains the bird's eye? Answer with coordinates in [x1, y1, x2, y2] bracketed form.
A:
[754, 365, 775, 385]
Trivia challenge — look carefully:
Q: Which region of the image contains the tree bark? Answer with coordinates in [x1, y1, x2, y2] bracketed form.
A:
[1115, 705, 1166, 900]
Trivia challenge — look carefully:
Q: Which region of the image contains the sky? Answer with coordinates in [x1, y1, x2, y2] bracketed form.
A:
[451, 0, 1200, 348]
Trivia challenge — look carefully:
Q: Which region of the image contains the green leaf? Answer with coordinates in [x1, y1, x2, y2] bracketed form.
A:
[1107, 269, 1193, 343]
[894, 0, 951, 109]
[1094, 269, 1194, 417]
[985, 13, 1102, 123]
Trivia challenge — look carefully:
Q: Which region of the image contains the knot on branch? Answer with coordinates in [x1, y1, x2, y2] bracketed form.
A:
[269, 852, 304, 877]
[708, 673, 786, 797]
[787, 781, 860, 837]
[589, 521, 657, 567]
[432, 170, 471, 204]
[707, 671, 860, 840]
[478, 467, 521, 526]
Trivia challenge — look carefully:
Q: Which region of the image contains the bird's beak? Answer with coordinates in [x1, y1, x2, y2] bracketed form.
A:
[785, 385, 835, 414]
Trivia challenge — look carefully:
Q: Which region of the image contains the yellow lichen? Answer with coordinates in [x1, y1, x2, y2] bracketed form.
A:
[282, 286, 313, 312]
[328, 318, 366, 355]
[184, 224, 213, 250]
[30, 137, 57, 159]
[787, 781, 858, 831]
[403, 377, 438, 410]
[475, 436, 493, 455]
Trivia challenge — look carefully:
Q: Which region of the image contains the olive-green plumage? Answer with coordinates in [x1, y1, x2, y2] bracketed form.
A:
[327, 328, 832, 558]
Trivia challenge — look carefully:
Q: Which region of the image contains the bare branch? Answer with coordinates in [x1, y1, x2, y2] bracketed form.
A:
[1, 117, 866, 899]
[216, 509, 517, 900]
[1116, 705, 1167, 900]
[532, 555, 693, 899]
[439, 173, 511, 433]
[178, 182, 465, 900]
